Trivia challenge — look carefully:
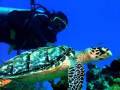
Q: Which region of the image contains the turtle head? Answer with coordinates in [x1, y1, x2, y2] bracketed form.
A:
[88, 47, 112, 61]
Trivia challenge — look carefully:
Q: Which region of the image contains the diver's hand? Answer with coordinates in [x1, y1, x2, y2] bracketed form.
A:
[45, 42, 54, 47]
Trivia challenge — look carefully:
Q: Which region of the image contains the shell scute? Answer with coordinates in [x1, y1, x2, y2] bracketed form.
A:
[0, 64, 12, 75]
[29, 48, 48, 70]
[13, 54, 29, 74]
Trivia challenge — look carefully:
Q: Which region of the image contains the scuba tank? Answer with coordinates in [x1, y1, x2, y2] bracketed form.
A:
[0, 7, 44, 16]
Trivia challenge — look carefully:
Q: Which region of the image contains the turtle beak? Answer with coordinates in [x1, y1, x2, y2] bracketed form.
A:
[106, 50, 112, 56]
[102, 48, 112, 57]
[99, 48, 112, 60]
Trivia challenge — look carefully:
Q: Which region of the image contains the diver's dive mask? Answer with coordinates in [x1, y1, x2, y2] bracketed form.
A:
[53, 17, 67, 30]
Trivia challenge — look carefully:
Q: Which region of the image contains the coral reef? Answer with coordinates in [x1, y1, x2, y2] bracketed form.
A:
[109, 55, 120, 72]
[86, 62, 120, 90]
[86, 55, 120, 90]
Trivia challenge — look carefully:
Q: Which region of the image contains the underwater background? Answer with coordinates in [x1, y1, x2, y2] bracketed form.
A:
[0, 0, 120, 90]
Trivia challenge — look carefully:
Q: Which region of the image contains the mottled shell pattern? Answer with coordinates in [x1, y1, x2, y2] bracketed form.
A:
[0, 46, 75, 78]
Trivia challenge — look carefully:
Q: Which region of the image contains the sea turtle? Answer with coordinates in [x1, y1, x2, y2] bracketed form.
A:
[0, 46, 112, 90]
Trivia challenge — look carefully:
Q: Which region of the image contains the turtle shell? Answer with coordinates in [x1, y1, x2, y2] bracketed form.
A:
[0, 46, 75, 78]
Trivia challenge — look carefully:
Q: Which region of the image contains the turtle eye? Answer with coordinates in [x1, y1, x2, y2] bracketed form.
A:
[100, 47, 107, 54]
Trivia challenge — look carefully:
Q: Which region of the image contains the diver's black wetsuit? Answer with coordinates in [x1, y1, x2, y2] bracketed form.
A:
[0, 10, 57, 50]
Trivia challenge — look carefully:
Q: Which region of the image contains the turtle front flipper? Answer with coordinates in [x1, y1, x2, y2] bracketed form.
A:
[68, 62, 85, 90]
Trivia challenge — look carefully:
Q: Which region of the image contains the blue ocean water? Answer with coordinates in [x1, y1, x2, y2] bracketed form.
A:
[0, 0, 120, 90]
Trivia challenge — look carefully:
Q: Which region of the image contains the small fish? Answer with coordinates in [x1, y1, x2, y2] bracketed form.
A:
[0, 79, 12, 87]
[98, 43, 103, 45]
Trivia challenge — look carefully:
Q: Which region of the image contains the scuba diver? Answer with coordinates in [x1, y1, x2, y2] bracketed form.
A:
[0, 4, 68, 54]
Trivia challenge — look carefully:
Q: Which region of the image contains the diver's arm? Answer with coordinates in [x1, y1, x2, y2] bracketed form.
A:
[28, 24, 54, 46]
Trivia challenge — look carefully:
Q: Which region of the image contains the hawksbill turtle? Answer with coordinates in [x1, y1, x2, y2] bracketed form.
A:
[0, 46, 112, 90]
